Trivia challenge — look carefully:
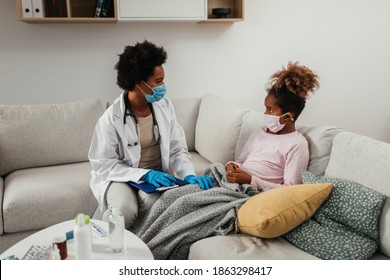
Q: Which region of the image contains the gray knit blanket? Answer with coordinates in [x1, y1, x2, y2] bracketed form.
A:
[133, 163, 259, 260]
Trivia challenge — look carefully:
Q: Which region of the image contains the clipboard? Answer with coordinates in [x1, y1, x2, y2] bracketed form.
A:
[127, 178, 187, 194]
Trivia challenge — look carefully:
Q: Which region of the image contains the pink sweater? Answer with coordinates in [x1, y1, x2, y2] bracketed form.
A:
[233, 127, 309, 190]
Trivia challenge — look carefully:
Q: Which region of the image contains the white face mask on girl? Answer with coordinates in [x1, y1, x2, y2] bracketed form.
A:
[264, 112, 292, 133]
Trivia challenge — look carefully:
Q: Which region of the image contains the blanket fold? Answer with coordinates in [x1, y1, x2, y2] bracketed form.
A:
[133, 163, 259, 260]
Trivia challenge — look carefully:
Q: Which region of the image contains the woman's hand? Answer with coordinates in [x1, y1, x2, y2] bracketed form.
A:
[141, 170, 176, 187]
[226, 168, 251, 184]
[184, 175, 214, 190]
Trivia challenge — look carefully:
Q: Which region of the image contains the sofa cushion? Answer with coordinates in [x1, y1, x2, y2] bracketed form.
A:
[235, 110, 264, 159]
[188, 234, 388, 260]
[172, 97, 201, 151]
[297, 125, 342, 176]
[189, 152, 212, 176]
[237, 183, 332, 238]
[284, 171, 385, 259]
[0, 99, 104, 176]
[324, 131, 390, 257]
[195, 94, 248, 164]
[3, 162, 98, 233]
[188, 234, 319, 260]
[0, 176, 3, 235]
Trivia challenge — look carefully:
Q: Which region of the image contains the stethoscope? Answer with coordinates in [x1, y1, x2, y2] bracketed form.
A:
[123, 92, 160, 147]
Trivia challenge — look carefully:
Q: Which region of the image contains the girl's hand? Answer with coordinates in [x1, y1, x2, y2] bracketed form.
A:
[226, 169, 251, 184]
[226, 163, 239, 173]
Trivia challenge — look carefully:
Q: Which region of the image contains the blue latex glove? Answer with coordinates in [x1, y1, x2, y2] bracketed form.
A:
[184, 175, 214, 190]
[141, 170, 176, 187]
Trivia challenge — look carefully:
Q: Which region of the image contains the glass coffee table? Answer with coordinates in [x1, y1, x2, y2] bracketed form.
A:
[0, 219, 154, 260]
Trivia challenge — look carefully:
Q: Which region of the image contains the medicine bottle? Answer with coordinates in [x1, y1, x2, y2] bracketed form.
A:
[74, 213, 92, 259]
[108, 206, 125, 253]
[52, 233, 68, 260]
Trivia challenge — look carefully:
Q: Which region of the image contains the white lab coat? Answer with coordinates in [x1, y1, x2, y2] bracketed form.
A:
[89, 92, 195, 217]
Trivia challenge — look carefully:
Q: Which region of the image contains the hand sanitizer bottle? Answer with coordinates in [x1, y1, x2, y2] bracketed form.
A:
[108, 206, 125, 253]
[74, 213, 92, 259]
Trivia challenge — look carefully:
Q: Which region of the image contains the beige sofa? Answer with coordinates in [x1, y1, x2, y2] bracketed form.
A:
[0, 99, 103, 253]
[1, 94, 389, 260]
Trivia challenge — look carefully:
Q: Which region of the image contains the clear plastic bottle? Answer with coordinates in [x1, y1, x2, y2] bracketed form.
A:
[108, 206, 125, 253]
[74, 213, 92, 259]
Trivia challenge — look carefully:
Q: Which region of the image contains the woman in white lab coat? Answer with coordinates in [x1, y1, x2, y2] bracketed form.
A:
[89, 40, 212, 228]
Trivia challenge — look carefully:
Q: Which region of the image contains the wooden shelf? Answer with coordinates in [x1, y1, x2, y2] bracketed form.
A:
[17, 17, 117, 23]
[200, 18, 243, 23]
[16, 0, 243, 23]
[201, 0, 244, 23]
[16, 0, 118, 23]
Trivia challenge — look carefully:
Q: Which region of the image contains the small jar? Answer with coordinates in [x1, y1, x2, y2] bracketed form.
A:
[52, 234, 68, 260]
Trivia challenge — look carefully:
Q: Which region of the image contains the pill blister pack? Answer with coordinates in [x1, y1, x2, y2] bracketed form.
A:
[22, 245, 51, 260]
[2, 255, 19, 260]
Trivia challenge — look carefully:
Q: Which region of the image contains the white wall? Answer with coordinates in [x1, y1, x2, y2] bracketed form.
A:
[1, 0, 389, 143]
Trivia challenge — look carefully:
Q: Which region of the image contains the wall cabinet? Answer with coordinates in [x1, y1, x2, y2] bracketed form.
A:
[16, 0, 244, 23]
[118, 0, 207, 21]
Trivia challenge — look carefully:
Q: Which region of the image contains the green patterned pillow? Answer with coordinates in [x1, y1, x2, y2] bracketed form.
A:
[284, 219, 379, 259]
[302, 170, 385, 241]
[283, 170, 385, 259]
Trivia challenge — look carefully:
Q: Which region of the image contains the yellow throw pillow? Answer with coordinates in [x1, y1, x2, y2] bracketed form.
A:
[237, 183, 333, 238]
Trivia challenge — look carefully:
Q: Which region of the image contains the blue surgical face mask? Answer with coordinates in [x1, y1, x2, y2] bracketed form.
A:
[142, 81, 166, 103]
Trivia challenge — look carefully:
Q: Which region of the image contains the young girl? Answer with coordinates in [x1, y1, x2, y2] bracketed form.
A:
[225, 61, 320, 191]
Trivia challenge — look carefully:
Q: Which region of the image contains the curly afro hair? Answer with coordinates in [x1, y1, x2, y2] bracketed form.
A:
[115, 40, 167, 91]
[267, 61, 320, 121]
